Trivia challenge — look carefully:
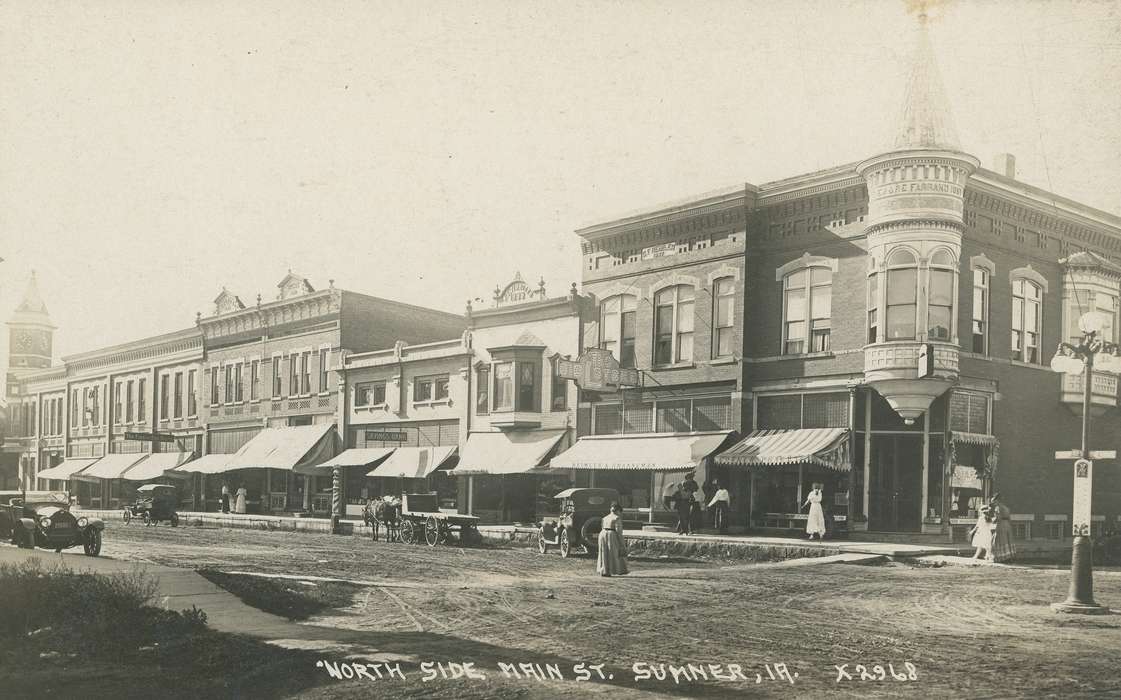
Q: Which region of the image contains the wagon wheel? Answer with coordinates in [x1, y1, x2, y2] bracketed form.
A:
[400, 519, 417, 544]
[170, 513, 180, 528]
[559, 528, 571, 558]
[424, 516, 441, 547]
[122, 508, 132, 525]
[83, 529, 102, 557]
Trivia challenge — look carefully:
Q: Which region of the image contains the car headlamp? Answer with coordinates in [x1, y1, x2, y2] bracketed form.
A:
[77, 517, 88, 528]
[40, 517, 52, 529]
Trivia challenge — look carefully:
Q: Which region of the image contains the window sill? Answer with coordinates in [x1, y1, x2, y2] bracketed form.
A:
[355, 403, 389, 411]
[318, 391, 331, 397]
[651, 362, 695, 371]
[413, 399, 452, 408]
[777, 351, 835, 360]
[707, 357, 738, 366]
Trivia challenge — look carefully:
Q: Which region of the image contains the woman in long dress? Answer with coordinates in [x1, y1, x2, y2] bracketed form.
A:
[988, 494, 1016, 562]
[971, 504, 995, 560]
[596, 503, 629, 577]
[804, 482, 827, 540]
[234, 486, 248, 514]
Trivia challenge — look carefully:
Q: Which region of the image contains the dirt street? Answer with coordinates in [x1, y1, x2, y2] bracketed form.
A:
[89, 523, 1121, 698]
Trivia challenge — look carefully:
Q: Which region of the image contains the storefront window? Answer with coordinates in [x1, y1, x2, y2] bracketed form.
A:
[593, 470, 651, 509]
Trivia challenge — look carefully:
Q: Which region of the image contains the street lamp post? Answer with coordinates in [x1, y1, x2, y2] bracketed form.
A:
[1049, 311, 1116, 615]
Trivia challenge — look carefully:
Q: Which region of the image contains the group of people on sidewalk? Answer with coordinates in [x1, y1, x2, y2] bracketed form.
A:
[660, 472, 732, 535]
[219, 483, 248, 514]
[969, 492, 1016, 563]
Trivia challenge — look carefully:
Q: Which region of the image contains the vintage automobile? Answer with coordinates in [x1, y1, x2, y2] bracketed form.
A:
[0, 491, 105, 556]
[537, 487, 619, 558]
[133, 484, 180, 527]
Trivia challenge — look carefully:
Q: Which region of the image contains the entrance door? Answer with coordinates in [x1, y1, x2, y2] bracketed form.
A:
[868, 434, 923, 532]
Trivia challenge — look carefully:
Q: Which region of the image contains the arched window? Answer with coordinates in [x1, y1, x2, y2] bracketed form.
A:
[600, 294, 637, 368]
[782, 267, 832, 354]
[927, 249, 957, 341]
[1012, 278, 1043, 363]
[654, 285, 694, 365]
[885, 249, 918, 340]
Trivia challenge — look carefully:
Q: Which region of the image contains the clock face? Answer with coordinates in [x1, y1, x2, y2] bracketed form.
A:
[16, 332, 33, 351]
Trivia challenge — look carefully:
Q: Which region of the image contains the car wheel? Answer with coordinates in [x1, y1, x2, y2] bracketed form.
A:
[16, 528, 33, 549]
[559, 528, 570, 558]
[171, 513, 179, 527]
[84, 529, 102, 557]
[538, 533, 547, 555]
[122, 509, 132, 525]
[580, 516, 603, 551]
[142, 512, 151, 527]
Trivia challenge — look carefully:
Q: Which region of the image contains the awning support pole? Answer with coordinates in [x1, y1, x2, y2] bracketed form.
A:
[797, 464, 804, 512]
[649, 471, 656, 524]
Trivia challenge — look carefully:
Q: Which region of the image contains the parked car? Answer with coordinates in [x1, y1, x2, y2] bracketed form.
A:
[537, 487, 619, 558]
[0, 491, 105, 556]
[134, 484, 180, 526]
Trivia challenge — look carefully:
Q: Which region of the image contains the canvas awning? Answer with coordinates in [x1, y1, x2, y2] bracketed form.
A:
[549, 431, 734, 471]
[73, 453, 147, 481]
[716, 428, 850, 471]
[121, 452, 194, 481]
[35, 458, 99, 481]
[950, 431, 999, 447]
[316, 447, 397, 470]
[453, 430, 567, 475]
[221, 423, 337, 475]
[368, 446, 458, 478]
[173, 453, 234, 475]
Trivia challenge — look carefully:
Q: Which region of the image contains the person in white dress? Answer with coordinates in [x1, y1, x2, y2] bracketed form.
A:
[803, 482, 826, 540]
[234, 486, 248, 514]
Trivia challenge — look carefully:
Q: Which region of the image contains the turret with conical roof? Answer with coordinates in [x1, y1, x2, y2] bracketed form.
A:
[7, 271, 56, 373]
[858, 10, 979, 423]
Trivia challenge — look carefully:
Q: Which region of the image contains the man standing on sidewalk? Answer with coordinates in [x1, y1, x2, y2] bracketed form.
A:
[678, 472, 698, 535]
[708, 479, 731, 534]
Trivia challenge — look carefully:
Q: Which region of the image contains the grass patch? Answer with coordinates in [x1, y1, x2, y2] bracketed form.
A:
[0, 559, 328, 698]
[198, 569, 364, 620]
[624, 536, 835, 563]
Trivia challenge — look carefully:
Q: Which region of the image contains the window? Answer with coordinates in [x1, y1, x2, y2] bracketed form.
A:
[476, 366, 490, 414]
[355, 381, 386, 407]
[300, 352, 311, 395]
[783, 268, 832, 353]
[886, 249, 918, 340]
[600, 294, 637, 368]
[654, 285, 695, 365]
[250, 360, 260, 401]
[224, 365, 234, 404]
[188, 370, 197, 416]
[160, 376, 170, 420]
[551, 359, 567, 411]
[318, 349, 329, 392]
[138, 379, 146, 421]
[494, 362, 515, 411]
[972, 268, 989, 353]
[289, 355, 299, 397]
[272, 358, 282, 398]
[114, 382, 123, 425]
[518, 363, 537, 411]
[1065, 288, 1116, 345]
[867, 272, 879, 344]
[414, 377, 433, 402]
[1012, 278, 1043, 363]
[90, 387, 100, 426]
[234, 363, 243, 403]
[434, 376, 449, 401]
[927, 249, 956, 341]
[71, 389, 78, 427]
[712, 277, 736, 358]
[173, 373, 183, 418]
[210, 368, 219, 406]
[126, 380, 135, 423]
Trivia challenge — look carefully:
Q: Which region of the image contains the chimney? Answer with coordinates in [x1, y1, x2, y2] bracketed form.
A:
[993, 153, 1016, 179]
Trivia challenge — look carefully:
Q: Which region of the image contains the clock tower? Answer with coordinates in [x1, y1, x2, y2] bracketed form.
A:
[7, 271, 56, 379]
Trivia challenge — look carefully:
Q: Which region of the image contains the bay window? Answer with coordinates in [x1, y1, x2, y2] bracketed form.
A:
[927, 249, 956, 341]
[491, 359, 539, 412]
[600, 294, 637, 368]
[1011, 278, 1043, 363]
[654, 285, 694, 365]
[493, 363, 515, 411]
[886, 249, 918, 340]
[783, 267, 832, 354]
[867, 272, 879, 344]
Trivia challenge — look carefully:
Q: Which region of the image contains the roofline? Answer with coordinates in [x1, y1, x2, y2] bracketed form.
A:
[61, 326, 203, 363]
[469, 294, 588, 320]
[971, 168, 1121, 233]
[574, 184, 755, 239]
[340, 289, 463, 321]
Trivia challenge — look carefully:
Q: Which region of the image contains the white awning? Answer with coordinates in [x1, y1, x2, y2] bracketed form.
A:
[73, 453, 147, 481]
[368, 446, 457, 478]
[316, 447, 397, 470]
[716, 428, 850, 471]
[222, 424, 337, 474]
[121, 452, 194, 481]
[173, 453, 234, 475]
[549, 431, 734, 471]
[35, 458, 99, 481]
[453, 430, 567, 476]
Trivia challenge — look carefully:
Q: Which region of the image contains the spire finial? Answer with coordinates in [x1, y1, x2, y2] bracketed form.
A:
[889, 2, 960, 152]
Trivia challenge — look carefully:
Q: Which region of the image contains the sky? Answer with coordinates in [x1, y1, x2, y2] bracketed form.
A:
[1, 0, 1120, 364]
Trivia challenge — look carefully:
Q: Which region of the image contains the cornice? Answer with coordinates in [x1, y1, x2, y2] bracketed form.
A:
[865, 218, 965, 237]
[575, 185, 754, 240]
[970, 170, 1121, 235]
[199, 289, 341, 340]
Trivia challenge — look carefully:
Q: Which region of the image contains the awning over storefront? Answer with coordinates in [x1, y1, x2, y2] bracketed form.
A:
[221, 423, 337, 476]
[453, 430, 567, 475]
[368, 446, 457, 478]
[549, 431, 734, 471]
[121, 452, 194, 481]
[35, 458, 99, 481]
[716, 428, 850, 471]
[316, 447, 397, 471]
[173, 453, 233, 475]
[950, 431, 999, 447]
[73, 453, 147, 481]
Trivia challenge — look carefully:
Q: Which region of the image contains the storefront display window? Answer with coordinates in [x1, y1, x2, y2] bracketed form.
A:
[593, 470, 651, 509]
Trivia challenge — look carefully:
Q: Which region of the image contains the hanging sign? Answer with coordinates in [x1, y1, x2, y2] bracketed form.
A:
[1072, 458, 1093, 537]
[365, 430, 408, 443]
[555, 348, 641, 393]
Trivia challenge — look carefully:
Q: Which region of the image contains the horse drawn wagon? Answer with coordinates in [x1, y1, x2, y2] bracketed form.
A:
[365, 492, 481, 546]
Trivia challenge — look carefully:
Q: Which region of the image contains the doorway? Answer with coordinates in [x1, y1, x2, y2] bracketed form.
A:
[868, 434, 923, 532]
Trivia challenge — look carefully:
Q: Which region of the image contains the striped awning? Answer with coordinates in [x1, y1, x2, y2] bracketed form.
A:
[716, 428, 850, 471]
[549, 432, 734, 471]
[316, 447, 397, 470]
[35, 458, 99, 481]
